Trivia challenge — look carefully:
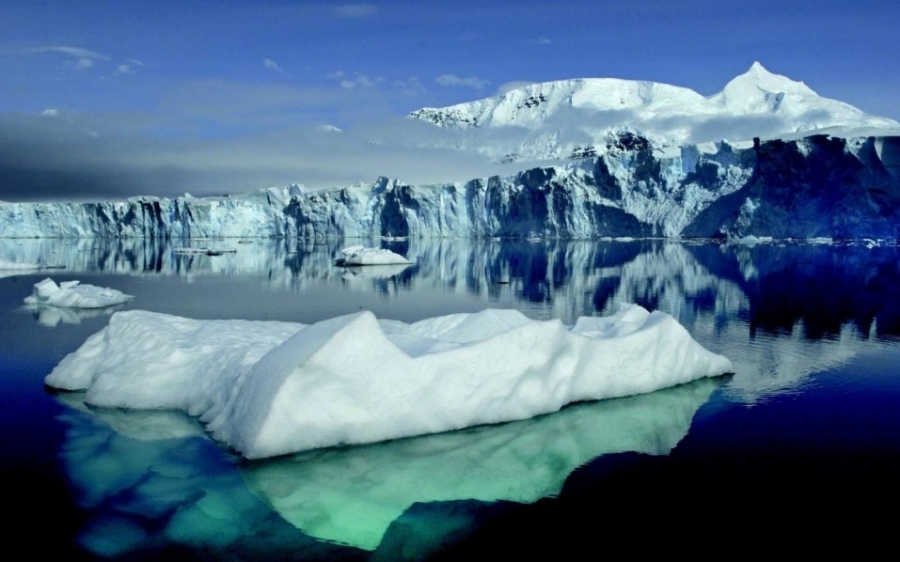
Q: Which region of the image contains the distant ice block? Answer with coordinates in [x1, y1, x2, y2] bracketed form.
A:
[24, 278, 135, 309]
[46, 305, 733, 459]
[336, 245, 411, 266]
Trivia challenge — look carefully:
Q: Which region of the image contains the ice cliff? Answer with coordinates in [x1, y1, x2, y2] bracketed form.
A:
[2, 133, 899, 240]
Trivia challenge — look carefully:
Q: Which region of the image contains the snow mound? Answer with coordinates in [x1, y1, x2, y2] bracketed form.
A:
[336, 245, 411, 266]
[46, 305, 732, 459]
[24, 278, 135, 309]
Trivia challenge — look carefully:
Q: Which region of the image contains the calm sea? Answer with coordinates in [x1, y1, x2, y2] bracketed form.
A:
[2, 238, 899, 559]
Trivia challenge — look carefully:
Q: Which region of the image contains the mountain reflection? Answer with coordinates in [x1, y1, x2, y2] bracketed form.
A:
[6, 238, 897, 341]
[54, 394, 365, 560]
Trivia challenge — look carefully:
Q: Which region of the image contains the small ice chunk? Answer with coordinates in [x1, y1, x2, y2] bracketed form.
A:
[23, 277, 135, 309]
[336, 245, 411, 266]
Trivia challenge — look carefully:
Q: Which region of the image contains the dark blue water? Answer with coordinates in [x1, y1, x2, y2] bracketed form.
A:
[2, 238, 899, 558]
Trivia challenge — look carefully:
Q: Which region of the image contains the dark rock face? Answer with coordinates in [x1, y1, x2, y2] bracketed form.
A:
[684, 136, 900, 239]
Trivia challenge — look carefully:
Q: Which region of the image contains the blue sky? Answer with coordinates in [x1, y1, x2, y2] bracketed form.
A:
[1, 0, 898, 200]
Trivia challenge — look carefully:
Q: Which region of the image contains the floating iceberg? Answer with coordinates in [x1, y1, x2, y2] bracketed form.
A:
[46, 305, 732, 459]
[336, 245, 411, 266]
[24, 278, 135, 309]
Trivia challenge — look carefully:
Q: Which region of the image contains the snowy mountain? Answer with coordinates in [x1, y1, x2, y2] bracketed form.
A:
[409, 62, 900, 162]
[2, 133, 899, 240]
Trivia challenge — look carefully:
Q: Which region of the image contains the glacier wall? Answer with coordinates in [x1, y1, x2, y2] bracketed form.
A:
[2, 134, 898, 240]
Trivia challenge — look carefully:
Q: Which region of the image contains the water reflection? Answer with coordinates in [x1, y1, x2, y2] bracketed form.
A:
[22, 302, 126, 327]
[6, 238, 897, 338]
[54, 394, 364, 560]
[55, 378, 720, 555]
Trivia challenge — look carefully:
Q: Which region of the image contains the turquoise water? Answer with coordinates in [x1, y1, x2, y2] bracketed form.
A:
[2, 238, 899, 558]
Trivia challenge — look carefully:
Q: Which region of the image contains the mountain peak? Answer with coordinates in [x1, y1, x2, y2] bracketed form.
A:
[725, 62, 817, 97]
[748, 61, 768, 73]
[409, 65, 899, 162]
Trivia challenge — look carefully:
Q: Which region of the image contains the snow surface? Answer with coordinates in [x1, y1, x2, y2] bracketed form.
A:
[23, 278, 135, 309]
[336, 245, 411, 265]
[409, 62, 900, 161]
[46, 305, 733, 459]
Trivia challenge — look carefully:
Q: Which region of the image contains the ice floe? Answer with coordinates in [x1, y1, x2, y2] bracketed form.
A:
[46, 304, 732, 459]
[336, 245, 411, 266]
[24, 278, 135, 309]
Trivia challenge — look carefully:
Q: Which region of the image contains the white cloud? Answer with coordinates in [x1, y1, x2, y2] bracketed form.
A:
[395, 77, 427, 96]
[28, 45, 117, 72]
[30, 45, 109, 60]
[435, 74, 490, 90]
[264, 58, 286, 74]
[333, 4, 378, 18]
[328, 70, 384, 90]
[496, 81, 537, 95]
[116, 64, 135, 75]
[41, 109, 59, 117]
[533, 37, 552, 45]
[127, 59, 146, 67]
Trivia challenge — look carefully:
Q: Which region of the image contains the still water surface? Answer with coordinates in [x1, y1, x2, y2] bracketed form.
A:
[2, 238, 899, 558]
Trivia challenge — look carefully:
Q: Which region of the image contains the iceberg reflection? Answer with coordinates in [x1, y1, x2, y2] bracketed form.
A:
[54, 378, 719, 555]
[53, 394, 364, 560]
[241, 377, 721, 550]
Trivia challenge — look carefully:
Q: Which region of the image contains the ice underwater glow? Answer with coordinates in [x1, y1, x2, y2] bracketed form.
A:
[55, 377, 721, 553]
[46, 304, 732, 459]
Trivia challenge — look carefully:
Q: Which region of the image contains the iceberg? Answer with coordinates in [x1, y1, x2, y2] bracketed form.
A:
[46, 305, 732, 459]
[336, 245, 412, 265]
[24, 278, 135, 309]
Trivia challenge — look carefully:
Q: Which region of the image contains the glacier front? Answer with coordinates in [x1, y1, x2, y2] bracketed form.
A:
[3, 133, 898, 240]
[45, 305, 732, 459]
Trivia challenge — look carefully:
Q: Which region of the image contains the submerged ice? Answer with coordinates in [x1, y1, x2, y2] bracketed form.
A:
[46, 305, 733, 459]
[55, 377, 720, 554]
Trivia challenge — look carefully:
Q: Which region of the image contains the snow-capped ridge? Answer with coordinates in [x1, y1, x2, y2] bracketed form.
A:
[409, 63, 899, 161]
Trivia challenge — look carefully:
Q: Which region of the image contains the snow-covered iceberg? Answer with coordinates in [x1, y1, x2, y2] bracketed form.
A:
[46, 305, 732, 459]
[24, 278, 135, 308]
[336, 245, 411, 266]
